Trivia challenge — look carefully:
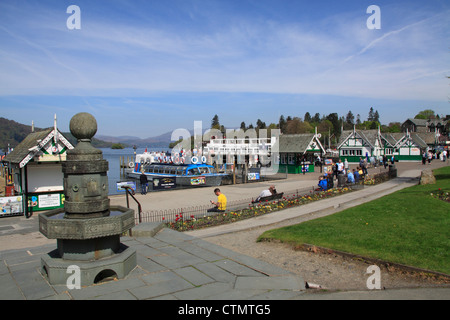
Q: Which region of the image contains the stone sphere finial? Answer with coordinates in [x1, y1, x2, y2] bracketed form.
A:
[70, 112, 97, 140]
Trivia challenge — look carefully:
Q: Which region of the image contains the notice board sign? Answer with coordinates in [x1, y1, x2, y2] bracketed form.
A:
[28, 192, 64, 212]
[0, 195, 24, 216]
[116, 181, 137, 193]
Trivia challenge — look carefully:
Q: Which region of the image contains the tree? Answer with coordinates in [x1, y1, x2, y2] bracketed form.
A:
[318, 119, 333, 133]
[414, 109, 436, 119]
[345, 111, 354, 127]
[312, 113, 321, 123]
[256, 119, 266, 129]
[211, 114, 220, 129]
[285, 117, 312, 134]
[368, 107, 375, 121]
[266, 123, 279, 137]
[279, 115, 287, 133]
[304, 112, 312, 123]
[326, 113, 340, 136]
[373, 110, 380, 123]
[383, 122, 401, 133]
[240, 122, 246, 130]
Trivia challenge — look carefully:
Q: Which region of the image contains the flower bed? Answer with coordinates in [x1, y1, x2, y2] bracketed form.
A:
[161, 170, 394, 231]
[430, 188, 450, 203]
[165, 187, 352, 231]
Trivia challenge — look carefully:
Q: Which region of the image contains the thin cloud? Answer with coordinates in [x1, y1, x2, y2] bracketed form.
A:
[341, 14, 442, 66]
[0, 25, 86, 82]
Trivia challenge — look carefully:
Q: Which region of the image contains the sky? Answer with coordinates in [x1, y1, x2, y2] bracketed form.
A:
[0, 0, 449, 139]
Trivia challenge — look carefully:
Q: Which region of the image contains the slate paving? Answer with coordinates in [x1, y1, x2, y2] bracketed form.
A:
[0, 224, 305, 300]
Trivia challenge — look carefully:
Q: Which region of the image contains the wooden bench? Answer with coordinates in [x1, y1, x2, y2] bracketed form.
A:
[251, 192, 284, 204]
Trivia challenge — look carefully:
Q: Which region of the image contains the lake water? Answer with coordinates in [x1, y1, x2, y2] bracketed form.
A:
[100, 147, 170, 195]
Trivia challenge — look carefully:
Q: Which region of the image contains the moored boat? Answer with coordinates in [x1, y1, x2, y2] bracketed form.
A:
[127, 162, 227, 187]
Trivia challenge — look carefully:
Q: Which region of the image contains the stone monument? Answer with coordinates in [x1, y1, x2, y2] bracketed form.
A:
[420, 168, 436, 185]
[40, 112, 136, 286]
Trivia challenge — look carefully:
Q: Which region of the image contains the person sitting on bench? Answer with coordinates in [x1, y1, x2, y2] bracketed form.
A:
[254, 185, 276, 202]
[347, 169, 355, 184]
[318, 174, 328, 191]
[207, 188, 227, 212]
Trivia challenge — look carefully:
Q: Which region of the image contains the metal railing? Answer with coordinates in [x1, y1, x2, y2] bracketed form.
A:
[135, 185, 316, 225]
[121, 186, 142, 223]
[132, 169, 395, 225]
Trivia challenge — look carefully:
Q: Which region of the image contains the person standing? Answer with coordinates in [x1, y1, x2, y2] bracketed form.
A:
[140, 172, 148, 195]
[353, 168, 360, 183]
[337, 159, 344, 175]
[383, 154, 388, 169]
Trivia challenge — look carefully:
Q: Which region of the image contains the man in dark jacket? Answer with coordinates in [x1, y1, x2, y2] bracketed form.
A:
[140, 172, 148, 195]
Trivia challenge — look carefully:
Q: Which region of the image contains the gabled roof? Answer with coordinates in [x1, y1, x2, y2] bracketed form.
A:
[381, 132, 404, 147]
[382, 132, 433, 149]
[403, 118, 448, 127]
[411, 132, 436, 145]
[403, 118, 428, 127]
[409, 132, 429, 148]
[3, 128, 73, 168]
[278, 134, 324, 154]
[337, 129, 380, 150]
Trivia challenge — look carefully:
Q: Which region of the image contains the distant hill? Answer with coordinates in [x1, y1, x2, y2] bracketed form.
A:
[0, 117, 41, 153]
[96, 130, 180, 148]
[0, 117, 114, 153]
[0, 117, 183, 154]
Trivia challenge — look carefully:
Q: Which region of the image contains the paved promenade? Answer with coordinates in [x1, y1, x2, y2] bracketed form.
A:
[109, 163, 392, 213]
[0, 161, 449, 300]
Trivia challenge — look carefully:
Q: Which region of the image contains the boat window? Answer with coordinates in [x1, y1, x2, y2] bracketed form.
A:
[199, 167, 209, 174]
[187, 168, 200, 175]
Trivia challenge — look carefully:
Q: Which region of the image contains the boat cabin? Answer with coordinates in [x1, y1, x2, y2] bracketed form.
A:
[141, 163, 216, 176]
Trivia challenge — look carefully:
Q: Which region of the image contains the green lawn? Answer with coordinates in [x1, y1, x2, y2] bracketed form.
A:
[258, 166, 450, 274]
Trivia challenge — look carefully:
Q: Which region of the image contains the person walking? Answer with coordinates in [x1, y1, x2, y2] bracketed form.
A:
[383, 154, 388, 169]
[422, 151, 427, 165]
